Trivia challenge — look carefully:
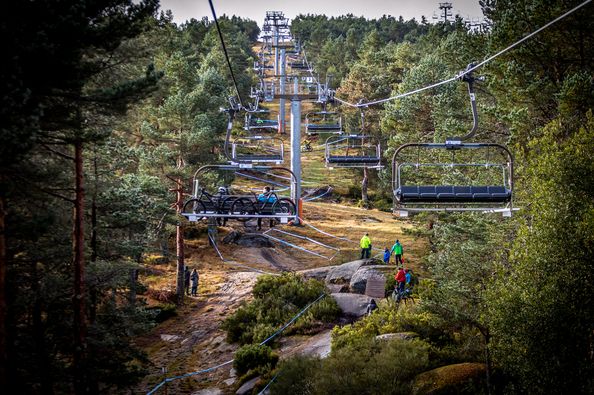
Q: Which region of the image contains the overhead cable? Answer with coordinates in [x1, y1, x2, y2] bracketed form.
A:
[333, 0, 592, 108]
[208, 0, 244, 107]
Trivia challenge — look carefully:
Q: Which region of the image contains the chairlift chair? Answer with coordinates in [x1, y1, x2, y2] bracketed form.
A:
[305, 111, 343, 135]
[182, 164, 298, 225]
[325, 134, 382, 168]
[392, 63, 514, 217]
[244, 112, 279, 131]
[231, 136, 284, 165]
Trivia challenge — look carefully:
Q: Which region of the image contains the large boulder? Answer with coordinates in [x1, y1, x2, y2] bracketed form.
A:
[411, 363, 487, 395]
[331, 293, 374, 317]
[325, 260, 367, 284]
[236, 376, 260, 395]
[222, 231, 273, 248]
[349, 267, 385, 294]
[299, 266, 333, 281]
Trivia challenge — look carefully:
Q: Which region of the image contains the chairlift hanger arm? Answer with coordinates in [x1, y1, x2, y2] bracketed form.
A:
[448, 63, 481, 143]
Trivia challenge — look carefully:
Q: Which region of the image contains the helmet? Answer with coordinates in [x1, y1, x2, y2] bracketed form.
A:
[218, 187, 226, 194]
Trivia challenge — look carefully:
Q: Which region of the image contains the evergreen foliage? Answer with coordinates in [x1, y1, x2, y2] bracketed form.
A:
[222, 274, 340, 345]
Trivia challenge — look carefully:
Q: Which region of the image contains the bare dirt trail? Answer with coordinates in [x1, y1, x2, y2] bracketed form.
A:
[135, 202, 428, 394]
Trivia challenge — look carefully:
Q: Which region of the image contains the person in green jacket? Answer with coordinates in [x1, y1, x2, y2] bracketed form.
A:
[360, 233, 372, 259]
[391, 239, 404, 265]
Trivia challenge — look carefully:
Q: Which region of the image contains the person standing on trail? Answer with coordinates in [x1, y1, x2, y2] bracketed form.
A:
[190, 269, 199, 296]
[184, 266, 191, 295]
[391, 239, 404, 265]
[383, 248, 391, 264]
[405, 268, 412, 287]
[360, 233, 372, 259]
[395, 267, 406, 295]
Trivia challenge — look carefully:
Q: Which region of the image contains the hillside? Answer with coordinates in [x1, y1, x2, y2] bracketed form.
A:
[136, 201, 428, 394]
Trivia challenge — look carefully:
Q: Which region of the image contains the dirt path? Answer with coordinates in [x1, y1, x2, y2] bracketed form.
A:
[136, 271, 259, 395]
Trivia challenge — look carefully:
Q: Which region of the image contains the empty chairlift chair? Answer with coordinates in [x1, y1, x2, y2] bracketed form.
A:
[231, 136, 284, 165]
[392, 142, 514, 215]
[325, 135, 382, 168]
[305, 112, 343, 135]
[392, 63, 515, 216]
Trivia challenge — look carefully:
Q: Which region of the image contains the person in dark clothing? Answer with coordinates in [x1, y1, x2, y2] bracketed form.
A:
[190, 269, 199, 296]
[366, 299, 378, 316]
[184, 266, 191, 295]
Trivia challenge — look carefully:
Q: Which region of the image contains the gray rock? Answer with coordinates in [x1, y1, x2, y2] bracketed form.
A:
[222, 231, 273, 248]
[236, 376, 260, 395]
[299, 266, 333, 281]
[299, 330, 332, 359]
[331, 293, 374, 317]
[349, 268, 385, 294]
[325, 260, 367, 284]
[192, 389, 223, 395]
[375, 332, 419, 342]
[326, 283, 348, 293]
[160, 334, 180, 342]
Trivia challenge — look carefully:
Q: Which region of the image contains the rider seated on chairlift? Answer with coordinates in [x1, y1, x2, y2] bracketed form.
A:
[257, 186, 277, 203]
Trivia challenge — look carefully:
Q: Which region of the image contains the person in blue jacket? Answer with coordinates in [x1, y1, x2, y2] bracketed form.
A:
[257, 186, 277, 203]
[383, 248, 391, 264]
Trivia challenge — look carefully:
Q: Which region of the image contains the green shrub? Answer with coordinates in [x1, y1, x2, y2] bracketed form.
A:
[331, 304, 449, 350]
[271, 338, 431, 395]
[373, 198, 393, 212]
[223, 273, 339, 345]
[269, 356, 321, 395]
[148, 303, 177, 323]
[233, 344, 279, 376]
[385, 272, 397, 295]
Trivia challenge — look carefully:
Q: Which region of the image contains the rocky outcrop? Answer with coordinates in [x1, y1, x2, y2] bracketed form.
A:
[411, 363, 487, 395]
[331, 293, 374, 317]
[299, 266, 333, 281]
[222, 231, 274, 248]
[349, 268, 384, 294]
[236, 376, 260, 395]
[325, 260, 367, 284]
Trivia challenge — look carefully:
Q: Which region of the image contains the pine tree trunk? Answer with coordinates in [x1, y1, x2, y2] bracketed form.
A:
[32, 262, 54, 394]
[73, 141, 87, 394]
[175, 180, 185, 306]
[129, 269, 138, 305]
[361, 167, 369, 208]
[484, 330, 492, 395]
[89, 154, 98, 325]
[0, 192, 6, 389]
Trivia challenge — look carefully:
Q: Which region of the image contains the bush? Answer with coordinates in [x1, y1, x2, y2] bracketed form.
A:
[223, 273, 339, 345]
[146, 287, 177, 303]
[271, 338, 431, 395]
[385, 272, 397, 296]
[148, 303, 177, 323]
[373, 198, 393, 212]
[233, 344, 279, 376]
[269, 356, 321, 395]
[331, 304, 449, 350]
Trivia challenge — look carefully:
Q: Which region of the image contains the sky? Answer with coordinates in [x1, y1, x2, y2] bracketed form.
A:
[159, 0, 485, 26]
